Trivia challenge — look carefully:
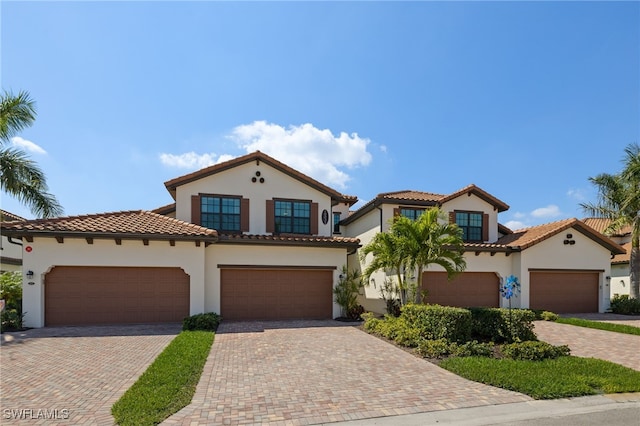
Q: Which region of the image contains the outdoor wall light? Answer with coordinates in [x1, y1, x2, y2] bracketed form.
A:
[26, 270, 34, 279]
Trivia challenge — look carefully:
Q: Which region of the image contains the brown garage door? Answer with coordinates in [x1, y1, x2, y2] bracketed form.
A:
[422, 271, 499, 308]
[221, 268, 333, 320]
[530, 271, 599, 313]
[45, 266, 190, 326]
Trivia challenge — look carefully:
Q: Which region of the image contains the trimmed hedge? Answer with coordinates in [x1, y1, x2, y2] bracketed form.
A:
[400, 304, 473, 343]
[469, 307, 537, 343]
[182, 312, 222, 331]
[501, 341, 571, 361]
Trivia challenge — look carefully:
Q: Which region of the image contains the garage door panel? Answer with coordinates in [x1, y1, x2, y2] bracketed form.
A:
[530, 271, 598, 313]
[422, 272, 499, 308]
[221, 269, 332, 320]
[45, 266, 189, 326]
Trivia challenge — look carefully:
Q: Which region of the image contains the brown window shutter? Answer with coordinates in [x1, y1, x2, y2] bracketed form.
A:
[311, 202, 319, 235]
[191, 195, 201, 225]
[241, 198, 250, 232]
[266, 199, 274, 233]
[482, 213, 489, 241]
[393, 208, 400, 217]
[449, 211, 456, 224]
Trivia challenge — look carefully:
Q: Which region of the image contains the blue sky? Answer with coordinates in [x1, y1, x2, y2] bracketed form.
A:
[1, 1, 638, 230]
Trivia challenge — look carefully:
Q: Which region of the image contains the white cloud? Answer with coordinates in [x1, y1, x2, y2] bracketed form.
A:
[503, 204, 564, 230]
[159, 152, 218, 169]
[567, 188, 587, 202]
[160, 121, 373, 190]
[504, 220, 527, 230]
[530, 204, 562, 218]
[379, 145, 387, 153]
[11, 137, 47, 155]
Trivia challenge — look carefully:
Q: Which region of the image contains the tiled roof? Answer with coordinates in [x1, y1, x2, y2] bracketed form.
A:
[164, 151, 358, 205]
[218, 233, 360, 248]
[343, 184, 509, 225]
[612, 241, 631, 264]
[440, 184, 509, 212]
[496, 218, 625, 254]
[581, 218, 632, 236]
[0, 210, 218, 242]
[152, 202, 176, 216]
[375, 190, 445, 203]
[0, 209, 26, 222]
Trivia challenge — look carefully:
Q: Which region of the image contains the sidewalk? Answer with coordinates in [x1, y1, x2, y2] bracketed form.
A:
[320, 393, 640, 425]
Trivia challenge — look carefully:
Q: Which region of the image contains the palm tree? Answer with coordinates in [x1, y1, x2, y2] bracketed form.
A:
[582, 143, 640, 299]
[360, 207, 467, 307]
[393, 208, 466, 303]
[1, 90, 63, 218]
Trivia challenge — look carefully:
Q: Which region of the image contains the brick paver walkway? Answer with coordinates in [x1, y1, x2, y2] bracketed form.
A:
[534, 320, 640, 371]
[162, 320, 531, 426]
[0, 324, 181, 425]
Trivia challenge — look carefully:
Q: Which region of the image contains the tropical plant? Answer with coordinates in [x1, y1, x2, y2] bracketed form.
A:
[392, 208, 466, 303]
[333, 266, 363, 318]
[361, 208, 466, 308]
[581, 143, 640, 299]
[0, 90, 63, 218]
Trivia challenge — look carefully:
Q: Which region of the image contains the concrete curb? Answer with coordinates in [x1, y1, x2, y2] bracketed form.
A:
[319, 393, 640, 425]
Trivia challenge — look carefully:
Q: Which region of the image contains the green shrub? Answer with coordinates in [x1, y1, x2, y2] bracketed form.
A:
[1, 309, 25, 331]
[0, 271, 22, 310]
[182, 312, 222, 331]
[417, 338, 453, 358]
[610, 295, 640, 315]
[469, 307, 537, 343]
[1, 272, 23, 332]
[540, 311, 559, 321]
[502, 341, 570, 361]
[400, 304, 472, 343]
[453, 340, 494, 357]
[393, 321, 422, 347]
[333, 266, 363, 318]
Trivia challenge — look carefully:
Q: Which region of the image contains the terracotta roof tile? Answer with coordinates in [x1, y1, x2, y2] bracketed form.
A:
[581, 218, 632, 236]
[217, 233, 360, 248]
[376, 190, 445, 202]
[496, 218, 625, 254]
[0, 210, 218, 242]
[440, 184, 510, 212]
[612, 241, 631, 264]
[1, 209, 26, 222]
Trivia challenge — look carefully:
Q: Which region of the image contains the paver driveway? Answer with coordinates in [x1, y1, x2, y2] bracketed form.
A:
[163, 320, 531, 426]
[0, 324, 181, 425]
[534, 318, 640, 371]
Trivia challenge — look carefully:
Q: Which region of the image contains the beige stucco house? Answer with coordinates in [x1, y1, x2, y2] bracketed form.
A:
[0, 151, 625, 328]
[582, 218, 632, 297]
[1, 210, 25, 273]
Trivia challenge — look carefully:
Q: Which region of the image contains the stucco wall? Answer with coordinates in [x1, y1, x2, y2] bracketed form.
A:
[517, 229, 613, 312]
[1, 235, 23, 272]
[174, 161, 335, 236]
[611, 263, 630, 297]
[441, 195, 500, 242]
[21, 237, 206, 328]
[206, 244, 348, 318]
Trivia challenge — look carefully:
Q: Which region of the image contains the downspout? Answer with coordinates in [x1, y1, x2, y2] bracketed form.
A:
[376, 204, 383, 232]
[8, 237, 23, 246]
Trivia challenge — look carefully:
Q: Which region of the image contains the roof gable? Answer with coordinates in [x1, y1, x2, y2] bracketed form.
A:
[164, 151, 357, 205]
[496, 218, 625, 254]
[440, 184, 509, 212]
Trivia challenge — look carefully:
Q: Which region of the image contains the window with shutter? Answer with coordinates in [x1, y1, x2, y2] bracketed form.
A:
[453, 211, 487, 242]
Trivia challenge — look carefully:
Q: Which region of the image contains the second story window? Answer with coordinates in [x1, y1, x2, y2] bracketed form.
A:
[274, 200, 310, 234]
[400, 208, 425, 221]
[201, 196, 241, 232]
[333, 212, 341, 233]
[455, 211, 483, 242]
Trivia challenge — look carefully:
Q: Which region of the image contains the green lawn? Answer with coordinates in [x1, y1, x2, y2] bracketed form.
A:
[112, 330, 214, 426]
[440, 356, 640, 399]
[556, 317, 640, 336]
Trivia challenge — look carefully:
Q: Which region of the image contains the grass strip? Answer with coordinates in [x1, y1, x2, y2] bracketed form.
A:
[112, 330, 214, 426]
[440, 356, 640, 399]
[556, 317, 640, 336]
